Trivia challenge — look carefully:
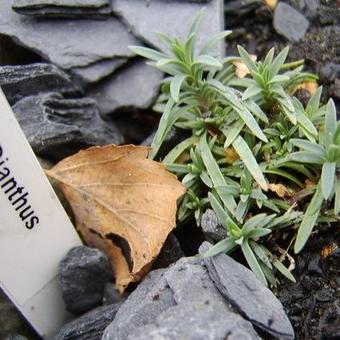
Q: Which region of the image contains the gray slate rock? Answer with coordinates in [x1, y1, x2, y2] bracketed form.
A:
[102, 283, 123, 306]
[102, 269, 174, 339]
[59, 246, 115, 315]
[71, 58, 127, 86]
[0, 63, 81, 105]
[127, 302, 260, 340]
[200, 242, 295, 340]
[87, 59, 163, 115]
[12, 92, 124, 160]
[12, 0, 112, 17]
[273, 2, 310, 42]
[153, 233, 184, 270]
[0, 1, 139, 69]
[103, 257, 260, 340]
[52, 303, 121, 340]
[111, 0, 224, 57]
[201, 208, 227, 242]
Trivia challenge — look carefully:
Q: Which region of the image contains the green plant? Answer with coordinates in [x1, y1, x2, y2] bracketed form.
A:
[129, 10, 339, 286]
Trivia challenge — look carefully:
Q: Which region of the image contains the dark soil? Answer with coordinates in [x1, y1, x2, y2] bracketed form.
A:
[276, 229, 340, 340]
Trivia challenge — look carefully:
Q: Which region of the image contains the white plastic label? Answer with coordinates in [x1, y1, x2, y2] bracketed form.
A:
[0, 88, 82, 337]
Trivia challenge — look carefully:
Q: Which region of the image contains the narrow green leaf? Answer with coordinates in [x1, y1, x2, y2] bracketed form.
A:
[149, 98, 175, 159]
[290, 139, 326, 155]
[189, 8, 206, 36]
[170, 74, 187, 103]
[200, 134, 237, 214]
[263, 48, 275, 67]
[264, 169, 304, 188]
[200, 134, 225, 187]
[325, 99, 337, 149]
[235, 199, 249, 222]
[268, 74, 290, 85]
[165, 164, 190, 174]
[222, 120, 245, 148]
[215, 184, 240, 197]
[241, 241, 267, 286]
[269, 46, 289, 77]
[266, 211, 302, 229]
[295, 109, 318, 138]
[194, 55, 223, 68]
[288, 151, 325, 164]
[163, 136, 198, 164]
[321, 162, 336, 200]
[247, 228, 272, 239]
[207, 79, 268, 142]
[184, 33, 195, 65]
[129, 46, 167, 61]
[245, 101, 269, 124]
[273, 260, 296, 283]
[200, 30, 231, 55]
[208, 192, 229, 229]
[242, 85, 263, 100]
[182, 172, 197, 187]
[237, 45, 257, 73]
[306, 86, 322, 116]
[200, 171, 213, 188]
[294, 184, 324, 253]
[155, 31, 174, 47]
[233, 136, 268, 191]
[276, 95, 297, 125]
[260, 262, 278, 286]
[334, 179, 340, 215]
[243, 214, 275, 233]
[203, 238, 237, 258]
[249, 241, 272, 269]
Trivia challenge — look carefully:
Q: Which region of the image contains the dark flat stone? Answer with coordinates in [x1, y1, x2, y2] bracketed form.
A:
[200, 242, 295, 340]
[102, 269, 174, 340]
[12, 92, 124, 160]
[0, 63, 81, 105]
[86, 59, 163, 115]
[127, 302, 260, 340]
[12, 0, 112, 17]
[71, 58, 127, 86]
[59, 246, 115, 315]
[0, 1, 139, 69]
[103, 257, 260, 339]
[273, 2, 310, 43]
[111, 0, 224, 57]
[52, 303, 121, 340]
[201, 208, 228, 242]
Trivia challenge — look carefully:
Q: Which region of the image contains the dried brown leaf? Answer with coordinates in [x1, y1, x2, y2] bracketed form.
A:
[265, 0, 278, 10]
[233, 55, 257, 78]
[268, 183, 293, 198]
[293, 82, 318, 96]
[224, 147, 239, 164]
[46, 145, 186, 292]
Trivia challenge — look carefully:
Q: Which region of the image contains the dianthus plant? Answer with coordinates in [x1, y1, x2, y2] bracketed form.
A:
[130, 10, 340, 287]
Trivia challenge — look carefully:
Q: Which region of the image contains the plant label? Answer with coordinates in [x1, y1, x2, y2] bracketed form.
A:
[0, 89, 82, 337]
